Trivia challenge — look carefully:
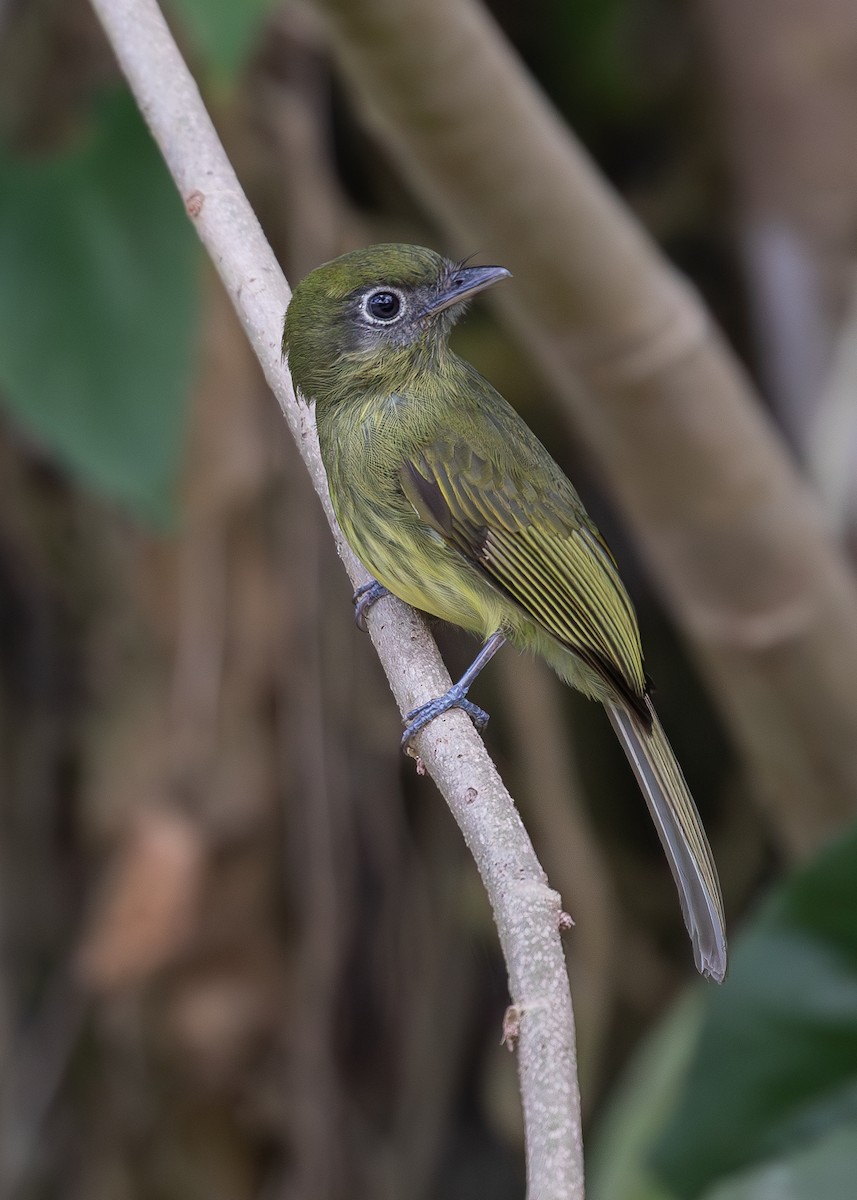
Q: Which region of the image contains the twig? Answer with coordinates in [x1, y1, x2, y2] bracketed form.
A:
[87, 1, 584, 1196]
[496, 653, 617, 1104]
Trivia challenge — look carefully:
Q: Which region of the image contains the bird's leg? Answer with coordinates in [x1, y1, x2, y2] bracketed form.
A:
[401, 631, 507, 748]
[353, 579, 390, 631]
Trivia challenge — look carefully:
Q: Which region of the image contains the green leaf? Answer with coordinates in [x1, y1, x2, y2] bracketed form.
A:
[703, 1125, 857, 1200]
[588, 992, 701, 1200]
[166, 0, 278, 79]
[0, 93, 200, 522]
[653, 824, 857, 1198]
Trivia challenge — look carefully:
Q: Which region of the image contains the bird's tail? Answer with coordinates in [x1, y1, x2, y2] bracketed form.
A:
[606, 698, 727, 982]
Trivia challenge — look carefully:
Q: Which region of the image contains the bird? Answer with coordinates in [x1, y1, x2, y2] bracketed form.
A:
[282, 243, 726, 982]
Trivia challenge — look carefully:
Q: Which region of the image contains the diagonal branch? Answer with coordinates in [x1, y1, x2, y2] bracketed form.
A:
[87, 1, 584, 1196]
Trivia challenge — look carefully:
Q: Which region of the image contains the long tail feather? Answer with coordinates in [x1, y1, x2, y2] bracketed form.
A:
[606, 698, 727, 982]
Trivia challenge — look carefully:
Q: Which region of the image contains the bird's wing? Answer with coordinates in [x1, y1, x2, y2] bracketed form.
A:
[401, 435, 648, 712]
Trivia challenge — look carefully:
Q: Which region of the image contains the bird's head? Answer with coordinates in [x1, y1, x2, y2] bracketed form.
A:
[282, 243, 510, 404]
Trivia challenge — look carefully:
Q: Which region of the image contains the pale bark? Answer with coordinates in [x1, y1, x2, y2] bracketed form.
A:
[310, 0, 857, 856]
[88, 1, 585, 1196]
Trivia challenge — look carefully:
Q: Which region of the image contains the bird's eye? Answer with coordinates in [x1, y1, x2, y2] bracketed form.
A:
[365, 290, 402, 322]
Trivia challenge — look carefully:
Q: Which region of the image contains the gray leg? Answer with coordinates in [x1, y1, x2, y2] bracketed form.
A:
[353, 579, 389, 631]
[401, 631, 507, 748]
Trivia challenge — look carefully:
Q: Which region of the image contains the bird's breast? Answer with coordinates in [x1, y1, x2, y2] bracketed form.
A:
[315, 395, 503, 636]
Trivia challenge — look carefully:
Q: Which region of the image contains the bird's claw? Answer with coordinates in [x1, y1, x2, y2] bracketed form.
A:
[353, 580, 389, 630]
[401, 686, 490, 748]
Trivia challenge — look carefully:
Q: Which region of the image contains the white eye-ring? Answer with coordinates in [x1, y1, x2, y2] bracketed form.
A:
[362, 288, 405, 323]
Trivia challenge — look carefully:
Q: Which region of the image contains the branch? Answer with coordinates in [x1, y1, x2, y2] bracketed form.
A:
[697, 0, 857, 452]
[496, 652, 617, 1102]
[810, 269, 857, 536]
[311, 0, 857, 858]
[87, 1, 584, 1196]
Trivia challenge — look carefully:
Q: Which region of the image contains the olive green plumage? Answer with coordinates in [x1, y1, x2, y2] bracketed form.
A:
[283, 243, 727, 981]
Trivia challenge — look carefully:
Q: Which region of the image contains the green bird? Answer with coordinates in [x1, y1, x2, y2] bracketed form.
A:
[283, 243, 726, 982]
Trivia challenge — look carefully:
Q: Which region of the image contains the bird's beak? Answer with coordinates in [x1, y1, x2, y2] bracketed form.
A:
[422, 265, 511, 317]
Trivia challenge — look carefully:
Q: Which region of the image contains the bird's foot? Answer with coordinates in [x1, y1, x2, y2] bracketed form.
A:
[353, 580, 389, 631]
[401, 683, 490, 748]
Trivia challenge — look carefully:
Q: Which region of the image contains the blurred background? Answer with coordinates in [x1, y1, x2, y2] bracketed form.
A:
[2, 1, 857, 1198]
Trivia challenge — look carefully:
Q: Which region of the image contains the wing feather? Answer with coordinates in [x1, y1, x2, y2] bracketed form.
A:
[401, 438, 647, 709]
